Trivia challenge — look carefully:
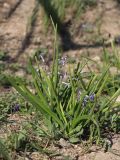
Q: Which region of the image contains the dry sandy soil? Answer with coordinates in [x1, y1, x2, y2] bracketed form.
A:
[0, 0, 120, 61]
[0, 0, 120, 160]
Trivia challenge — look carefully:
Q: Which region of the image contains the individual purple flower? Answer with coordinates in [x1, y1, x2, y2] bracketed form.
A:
[89, 93, 95, 102]
[82, 93, 95, 107]
[59, 56, 67, 66]
[12, 104, 20, 112]
[82, 100, 87, 107]
[82, 95, 89, 107]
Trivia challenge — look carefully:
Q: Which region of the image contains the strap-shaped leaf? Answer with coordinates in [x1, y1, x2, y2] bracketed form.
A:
[8, 76, 64, 128]
[0, 139, 12, 160]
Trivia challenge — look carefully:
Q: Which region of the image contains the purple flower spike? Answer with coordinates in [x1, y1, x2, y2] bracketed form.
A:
[12, 104, 20, 112]
[89, 93, 95, 102]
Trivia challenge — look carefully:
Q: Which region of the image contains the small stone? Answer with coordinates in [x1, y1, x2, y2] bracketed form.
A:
[2, 3, 11, 18]
[80, 23, 94, 32]
[56, 156, 65, 160]
[59, 138, 71, 148]
[3, 3, 10, 9]
[90, 145, 101, 152]
[116, 96, 120, 102]
[30, 152, 45, 160]
[92, 56, 101, 62]
[74, 144, 78, 149]
[33, 37, 41, 45]
[92, 56, 102, 66]
[109, 67, 119, 75]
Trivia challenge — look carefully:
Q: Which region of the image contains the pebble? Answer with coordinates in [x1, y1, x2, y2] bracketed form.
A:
[116, 96, 120, 103]
[2, 3, 11, 18]
[80, 23, 94, 32]
[59, 138, 71, 148]
[3, 3, 10, 9]
[92, 56, 101, 62]
[109, 67, 119, 75]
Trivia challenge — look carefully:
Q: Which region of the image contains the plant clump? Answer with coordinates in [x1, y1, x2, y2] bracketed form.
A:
[8, 40, 120, 145]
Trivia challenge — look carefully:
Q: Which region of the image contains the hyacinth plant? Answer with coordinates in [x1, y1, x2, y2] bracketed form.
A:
[8, 24, 120, 144]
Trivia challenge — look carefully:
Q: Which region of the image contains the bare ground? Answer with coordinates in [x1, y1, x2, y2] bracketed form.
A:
[0, 0, 120, 62]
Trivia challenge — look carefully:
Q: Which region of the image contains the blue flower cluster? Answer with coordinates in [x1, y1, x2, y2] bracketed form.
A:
[59, 56, 67, 66]
[12, 104, 20, 112]
[83, 93, 95, 107]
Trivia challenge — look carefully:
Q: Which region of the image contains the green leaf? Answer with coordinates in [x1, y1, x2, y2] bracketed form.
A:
[102, 87, 120, 112]
[0, 139, 12, 160]
[8, 76, 64, 129]
[69, 137, 80, 143]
